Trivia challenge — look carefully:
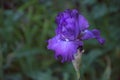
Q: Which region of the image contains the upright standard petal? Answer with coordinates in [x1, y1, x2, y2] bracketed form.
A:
[78, 15, 89, 31]
[55, 9, 80, 40]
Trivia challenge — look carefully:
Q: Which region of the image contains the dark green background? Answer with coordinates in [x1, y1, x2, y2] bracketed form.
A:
[1, 0, 120, 80]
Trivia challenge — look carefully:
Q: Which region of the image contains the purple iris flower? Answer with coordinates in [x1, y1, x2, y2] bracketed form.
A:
[47, 9, 105, 62]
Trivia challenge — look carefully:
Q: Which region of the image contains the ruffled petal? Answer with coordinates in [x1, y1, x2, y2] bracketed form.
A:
[47, 35, 83, 62]
[55, 9, 80, 40]
[55, 40, 83, 62]
[47, 35, 60, 50]
[81, 29, 105, 45]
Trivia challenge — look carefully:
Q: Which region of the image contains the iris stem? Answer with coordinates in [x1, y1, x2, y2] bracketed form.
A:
[72, 50, 84, 80]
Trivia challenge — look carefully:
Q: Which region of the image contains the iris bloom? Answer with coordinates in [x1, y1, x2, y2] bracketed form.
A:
[47, 9, 105, 62]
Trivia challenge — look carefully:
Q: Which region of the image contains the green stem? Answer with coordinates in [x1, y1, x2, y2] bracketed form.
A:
[72, 50, 84, 80]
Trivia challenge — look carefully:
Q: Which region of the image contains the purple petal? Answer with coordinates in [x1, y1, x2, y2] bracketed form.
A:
[81, 30, 95, 40]
[47, 35, 83, 62]
[96, 37, 105, 45]
[55, 9, 80, 40]
[78, 15, 89, 31]
[81, 29, 105, 45]
[47, 35, 60, 50]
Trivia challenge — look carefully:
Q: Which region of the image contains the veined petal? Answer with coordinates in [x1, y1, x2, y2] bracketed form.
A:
[81, 29, 105, 45]
[47, 35, 83, 62]
[55, 9, 82, 40]
[81, 30, 95, 40]
[47, 35, 60, 50]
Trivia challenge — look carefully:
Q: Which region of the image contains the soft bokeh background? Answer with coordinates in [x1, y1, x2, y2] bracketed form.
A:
[1, 0, 120, 80]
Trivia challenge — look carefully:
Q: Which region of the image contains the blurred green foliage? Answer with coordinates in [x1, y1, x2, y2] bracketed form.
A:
[1, 0, 120, 80]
